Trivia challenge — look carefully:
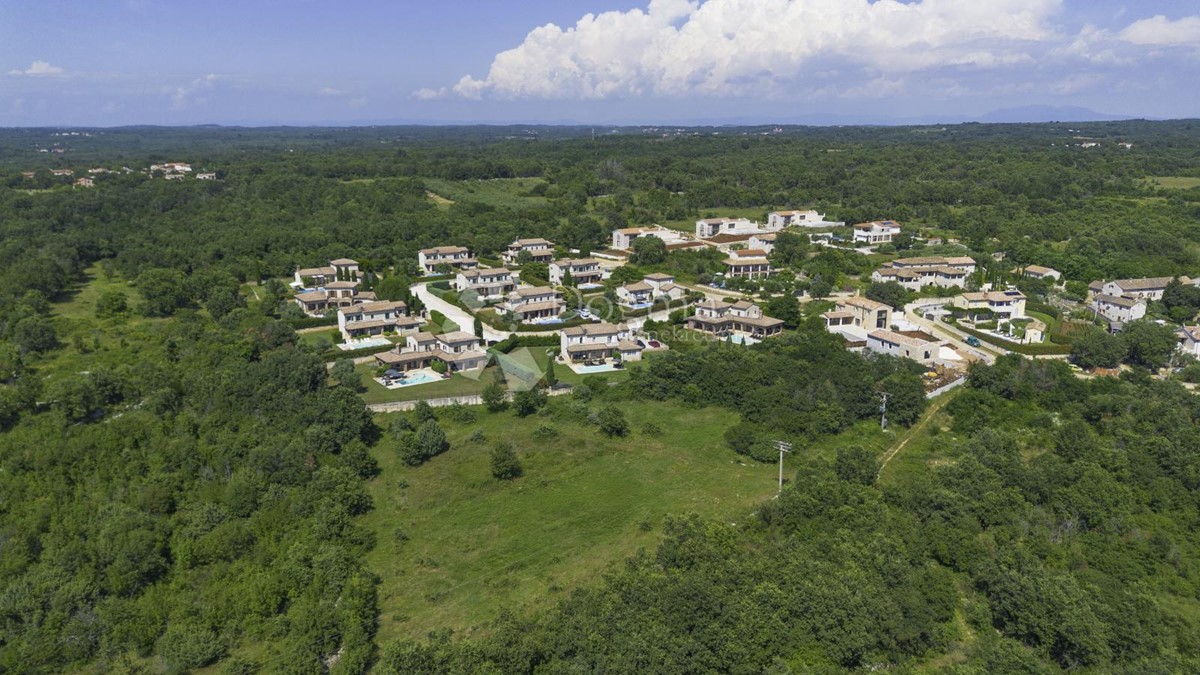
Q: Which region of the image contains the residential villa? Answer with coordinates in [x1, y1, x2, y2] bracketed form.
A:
[418, 246, 478, 275]
[150, 162, 192, 174]
[767, 209, 843, 228]
[694, 217, 781, 239]
[294, 280, 376, 315]
[560, 323, 643, 363]
[550, 258, 604, 286]
[872, 256, 976, 291]
[688, 300, 785, 340]
[951, 289, 1027, 322]
[722, 249, 772, 279]
[1092, 294, 1147, 325]
[1014, 265, 1062, 282]
[1099, 276, 1192, 301]
[337, 300, 423, 341]
[74, 177, 95, 188]
[642, 272, 686, 300]
[1177, 325, 1200, 358]
[196, 172, 217, 180]
[501, 237, 556, 265]
[295, 258, 360, 287]
[330, 258, 360, 279]
[615, 282, 654, 308]
[747, 232, 777, 253]
[374, 331, 488, 372]
[611, 225, 691, 251]
[50, 168, 74, 177]
[455, 267, 516, 302]
[500, 286, 566, 323]
[851, 220, 902, 245]
[865, 329, 946, 365]
[822, 296, 893, 333]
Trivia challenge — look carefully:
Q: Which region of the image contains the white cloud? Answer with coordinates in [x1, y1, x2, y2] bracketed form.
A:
[8, 60, 66, 77]
[169, 73, 218, 109]
[317, 86, 345, 96]
[450, 0, 1064, 100]
[413, 87, 449, 100]
[1119, 15, 1200, 46]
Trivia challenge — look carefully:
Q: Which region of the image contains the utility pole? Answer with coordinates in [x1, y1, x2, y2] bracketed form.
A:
[879, 392, 889, 431]
[774, 440, 792, 493]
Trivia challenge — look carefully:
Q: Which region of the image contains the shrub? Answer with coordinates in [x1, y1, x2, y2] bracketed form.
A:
[595, 405, 629, 437]
[156, 622, 224, 670]
[532, 424, 559, 439]
[490, 442, 524, 480]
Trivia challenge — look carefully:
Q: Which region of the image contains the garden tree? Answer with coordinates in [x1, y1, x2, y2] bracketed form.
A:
[1161, 276, 1200, 322]
[629, 235, 667, 265]
[1064, 280, 1089, 302]
[1120, 320, 1179, 369]
[607, 264, 644, 286]
[595, 405, 629, 436]
[412, 399, 436, 424]
[834, 446, 878, 485]
[399, 418, 450, 465]
[1070, 327, 1125, 369]
[878, 372, 926, 427]
[473, 315, 484, 339]
[764, 295, 800, 329]
[770, 231, 809, 266]
[543, 355, 558, 388]
[375, 274, 412, 302]
[865, 281, 911, 310]
[12, 315, 58, 354]
[331, 358, 361, 390]
[521, 262, 549, 285]
[561, 269, 574, 288]
[137, 268, 192, 317]
[95, 290, 129, 317]
[481, 379, 507, 412]
[809, 277, 833, 299]
[490, 441, 523, 480]
[511, 387, 547, 417]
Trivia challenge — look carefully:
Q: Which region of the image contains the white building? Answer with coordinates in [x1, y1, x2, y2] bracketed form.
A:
[872, 256, 976, 291]
[747, 232, 778, 253]
[455, 267, 515, 301]
[560, 323, 643, 363]
[550, 258, 603, 286]
[722, 249, 772, 279]
[1100, 276, 1191, 302]
[611, 225, 690, 250]
[1178, 325, 1200, 358]
[642, 273, 686, 300]
[767, 210, 843, 228]
[1014, 265, 1062, 283]
[501, 238, 555, 265]
[866, 329, 944, 365]
[822, 296, 893, 333]
[952, 290, 1027, 322]
[1092, 294, 1147, 324]
[501, 286, 566, 323]
[337, 300, 423, 341]
[852, 220, 902, 245]
[694, 217, 773, 239]
[418, 246, 478, 275]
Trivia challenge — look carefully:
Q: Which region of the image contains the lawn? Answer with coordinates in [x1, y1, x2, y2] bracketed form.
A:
[423, 178, 549, 209]
[361, 399, 781, 644]
[52, 262, 140, 321]
[1147, 176, 1200, 190]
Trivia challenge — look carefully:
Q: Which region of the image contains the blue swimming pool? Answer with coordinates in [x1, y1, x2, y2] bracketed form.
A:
[574, 363, 620, 374]
[385, 372, 439, 388]
[341, 337, 391, 350]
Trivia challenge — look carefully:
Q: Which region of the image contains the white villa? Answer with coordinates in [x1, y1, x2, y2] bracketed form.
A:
[694, 217, 781, 239]
[1099, 276, 1192, 301]
[822, 296, 893, 335]
[615, 273, 686, 308]
[722, 249, 772, 279]
[455, 267, 516, 301]
[872, 256, 976, 291]
[865, 329, 947, 366]
[688, 300, 785, 339]
[560, 323, 643, 363]
[852, 220, 902, 245]
[767, 210, 843, 228]
[747, 232, 778, 253]
[337, 300, 423, 341]
[550, 258, 604, 286]
[611, 225, 691, 251]
[501, 238, 555, 265]
[374, 331, 487, 372]
[951, 289, 1027, 322]
[1178, 325, 1200, 358]
[1014, 265, 1062, 282]
[418, 246, 478, 275]
[1092, 294, 1147, 325]
[500, 286, 566, 323]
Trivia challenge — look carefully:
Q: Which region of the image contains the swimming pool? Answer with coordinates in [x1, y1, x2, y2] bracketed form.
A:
[341, 337, 391, 350]
[572, 362, 620, 374]
[383, 372, 439, 388]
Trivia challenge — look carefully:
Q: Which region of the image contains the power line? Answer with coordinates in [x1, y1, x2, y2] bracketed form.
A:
[773, 440, 792, 493]
[879, 392, 889, 431]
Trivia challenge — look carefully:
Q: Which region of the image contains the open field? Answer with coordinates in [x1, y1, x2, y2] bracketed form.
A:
[423, 178, 550, 209]
[1146, 176, 1200, 190]
[361, 400, 780, 644]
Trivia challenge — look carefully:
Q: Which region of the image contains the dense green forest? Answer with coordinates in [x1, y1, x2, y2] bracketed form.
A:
[2, 122, 1200, 672]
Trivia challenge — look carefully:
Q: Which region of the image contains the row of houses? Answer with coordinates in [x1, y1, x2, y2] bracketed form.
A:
[871, 256, 977, 291]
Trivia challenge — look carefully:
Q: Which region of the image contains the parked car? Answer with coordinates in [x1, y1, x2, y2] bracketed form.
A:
[648, 340, 661, 348]
[965, 336, 982, 347]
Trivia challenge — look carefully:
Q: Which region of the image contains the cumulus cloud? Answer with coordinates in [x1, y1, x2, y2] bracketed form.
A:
[317, 86, 345, 96]
[447, 0, 1064, 100]
[413, 87, 449, 100]
[8, 60, 66, 77]
[1119, 15, 1200, 46]
[169, 73, 219, 109]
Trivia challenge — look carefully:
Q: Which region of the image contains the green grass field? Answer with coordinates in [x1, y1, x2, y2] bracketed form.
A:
[361, 400, 781, 644]
[1147, 176, 1200, 190]
[423, 178, 549, 209]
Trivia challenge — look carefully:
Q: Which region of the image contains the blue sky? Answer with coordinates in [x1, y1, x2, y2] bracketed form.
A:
[2, 0, 1198, 126]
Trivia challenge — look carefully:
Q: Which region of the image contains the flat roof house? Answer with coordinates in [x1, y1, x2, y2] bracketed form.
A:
[418, 246, 478, 275]
[560, 322, 643, 363]
[767, 210, 844, 229]
[455, 267, 516, 302]
[550, 258, 603, 287]
[688, 300, 784, 339]
[611, 225, 690, 251]
[851, 220, 901, 245]
[501, 238, 556, 265]
[695, 217, 764, 239]
[722, 249, 772, 279]
[501, 286, 566, 323]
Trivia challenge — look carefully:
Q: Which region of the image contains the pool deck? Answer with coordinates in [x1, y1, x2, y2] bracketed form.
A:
[374, 367, 445, 389]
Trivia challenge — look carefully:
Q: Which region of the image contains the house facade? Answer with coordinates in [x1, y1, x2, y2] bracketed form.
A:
[851, 220, 901, 245]
[722, 249, 772, 279]
[611, 225, 690, 250]
[951, 290, 1027, 322]
[1178, 325, 1200, 358]
[337, 300, 423, 341]
[559, 323, 643, 363]
[501, 286, 566, 323]
[872, 256, 975, 291]
[501, 238, 555, 265]
[293, 279, 378, 315]
[1015, 265, 1062, 282]
[1100, 276, 1191, 301]
[643, 273, 686, 300]
[688, 300, 784, 339]
[550, 258, 603, 286]
[747, 233, 777, 253]
[374, 331, 487, 372]
[767, 210, 843, 228]
[822, 296, 892, 332]
[694, 217, 775, 239]
[330, 258, 360, 280]
[418, 246, 478, 275]
[1092, 294, 1147, 324]
[455, 267, 516, 301]
[866, 329, 943, 365]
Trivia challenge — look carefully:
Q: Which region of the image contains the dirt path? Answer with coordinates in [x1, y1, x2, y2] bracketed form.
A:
[876, 389, 959, 481]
